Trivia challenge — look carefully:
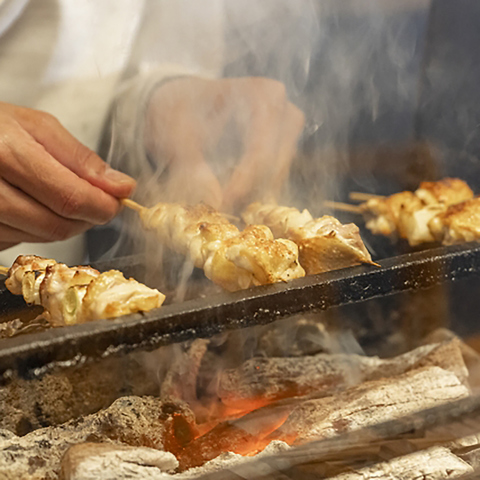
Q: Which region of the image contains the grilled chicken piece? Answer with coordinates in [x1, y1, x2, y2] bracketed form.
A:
[64, 270, 166, 325]
[396, 203, 447, 246]
[428, 196, 480, 245]
[361, 178, 474, 246]
[141, 203, 237, 259]
[136, 202, 305, 291]
[5, 255, 57, 295]
[415, 178, 474, 206]
[362, 191, 422, 237]
[205, 225, 304, 291]
[38, 263, 100, 326]
[242, 203, 375, 275]
[242, 203, 314, 238]
[4, 255, 165, 327]
[290, 216, 376, 274]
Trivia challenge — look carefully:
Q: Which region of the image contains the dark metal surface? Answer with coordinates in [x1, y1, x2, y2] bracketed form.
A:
[2, 241, 480, 380]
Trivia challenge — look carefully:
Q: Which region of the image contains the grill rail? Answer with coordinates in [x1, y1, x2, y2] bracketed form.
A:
[1, 241, 480, 380]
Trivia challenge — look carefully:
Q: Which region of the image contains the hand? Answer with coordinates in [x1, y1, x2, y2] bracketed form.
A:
[0, 102, 136, 251]
[144, 77, 305, 211]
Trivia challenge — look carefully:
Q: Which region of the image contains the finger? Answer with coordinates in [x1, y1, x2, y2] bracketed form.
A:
[0, 178, 93, 241]
[268, 103, 305, 200]
[0, 124, 122, 224]
[223, 86, 305, 211]
[222, 98, 285, 210]
[191, 163, 223, 208]
[156, 108, 224, 207]
[147, 80, 232, 158]
[12, 107, 136, 198]
[0, 242, 17, 252]
[0, 224, 47, 244]
[167, 161, 223, 208]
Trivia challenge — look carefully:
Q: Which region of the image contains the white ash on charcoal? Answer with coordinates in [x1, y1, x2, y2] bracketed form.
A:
[411, 398, 480, 456]
[61, 443, 179, 480]
[207, 420, 480, 480]
[0, 396, 196, 480]
[60, 439, 291, 480]
[160, 339, 210, 408]
[252, 316, 338, 358]
[273, 365, 469, 445]
[327, 446, 473, 480]
[218, 339, 468, 410]
[422, 328, 480, 389]
[156, 322, 328, 424]
[157, 317, 364, 422]
[1, 323, 477, 479]
[176, 440, 290, 479]
[454, 443, 480, 471]
[176, 363, 469, 471]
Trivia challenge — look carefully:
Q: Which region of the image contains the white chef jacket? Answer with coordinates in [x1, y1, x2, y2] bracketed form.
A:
[0, 0, 225, 266]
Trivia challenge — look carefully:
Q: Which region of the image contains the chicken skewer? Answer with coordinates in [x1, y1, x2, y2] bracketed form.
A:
[241, 203, 377, 275]
[358, 178, 474, 242]
[63, 269, 166, 325]
[329, 178, 475, 247]
[428, 196, 480, 245]
[3, 255, 165, 326]
[122, 199, 305, 292]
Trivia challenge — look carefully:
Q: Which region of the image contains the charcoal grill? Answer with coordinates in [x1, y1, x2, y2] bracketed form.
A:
[194, 393, 480, 480]
[1, 240, 480, 381]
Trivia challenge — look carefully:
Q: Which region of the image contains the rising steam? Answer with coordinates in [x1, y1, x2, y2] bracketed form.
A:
[102, 0, 432, 276]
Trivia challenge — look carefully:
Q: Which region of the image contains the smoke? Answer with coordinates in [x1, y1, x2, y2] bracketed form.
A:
[98, 0, 439, 440]
[291, 0, 431, 207]
[100, 0, 433, 279]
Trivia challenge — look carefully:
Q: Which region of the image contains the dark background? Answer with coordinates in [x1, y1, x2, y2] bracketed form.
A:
[225, 0, 480, 198]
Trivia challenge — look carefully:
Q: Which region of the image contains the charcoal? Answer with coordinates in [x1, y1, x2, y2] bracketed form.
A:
[177, 404, 293, 471]
[161, 339, 209, 406]
[218, 339, 468, 410]
[0, 396, 195, 480]
[61, 443, 178, 480]
[0, 354, 159, 435]
[254, 316, 332, 358]
[178, 364, 468, 472]
[329, 446, 472, 480]
[274, 366, 469, 445]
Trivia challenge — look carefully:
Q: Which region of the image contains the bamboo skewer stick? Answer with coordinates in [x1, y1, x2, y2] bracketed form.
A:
[121, 198, 239, 222]
[349, 192, 385, 202]
[121, 198, 146, 213]
[323, 201, 363, 214]
[0, 266, 9, 276]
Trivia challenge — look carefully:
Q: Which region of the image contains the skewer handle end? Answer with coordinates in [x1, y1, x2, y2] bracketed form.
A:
[349, 192, 385, 202]
[323, 201, 363, 214]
